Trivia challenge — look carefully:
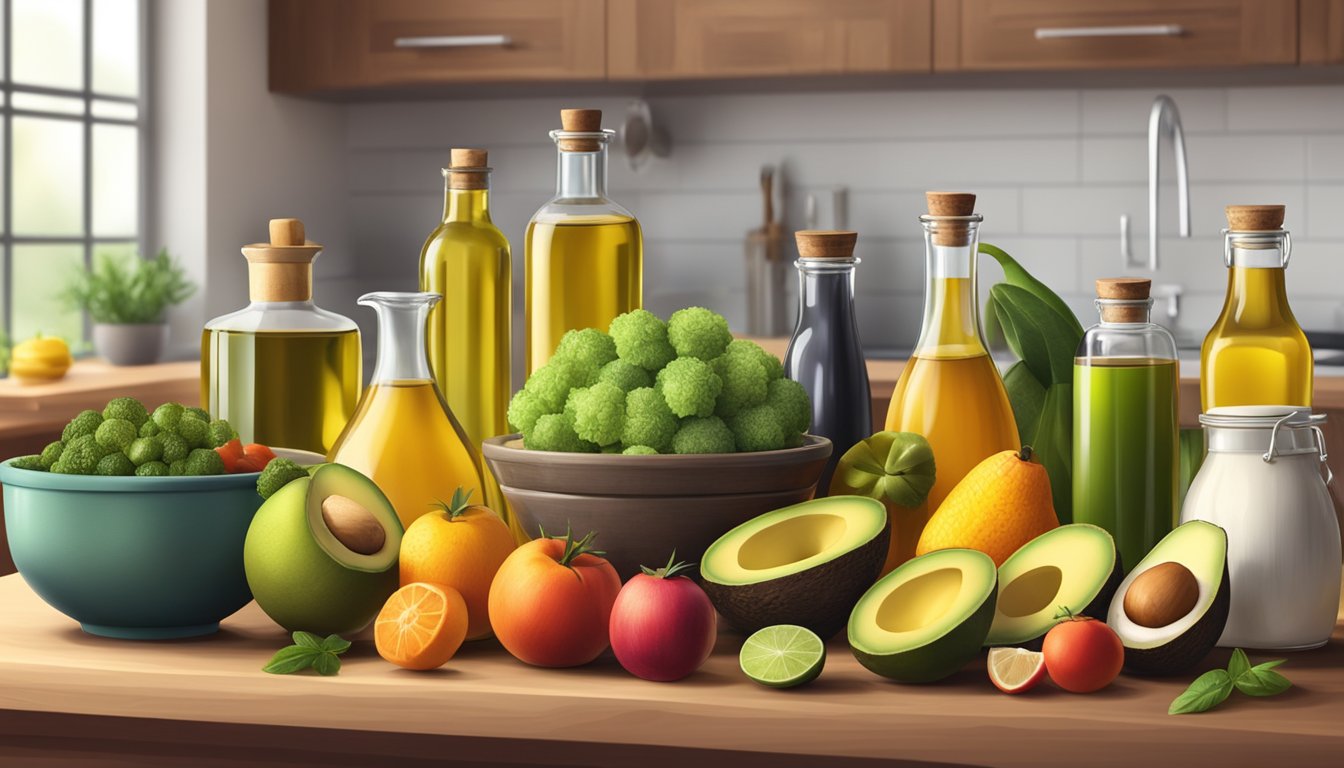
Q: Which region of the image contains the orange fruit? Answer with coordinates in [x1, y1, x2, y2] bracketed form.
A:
[400, 488, 516, 640]
[374, 582, 469, 670]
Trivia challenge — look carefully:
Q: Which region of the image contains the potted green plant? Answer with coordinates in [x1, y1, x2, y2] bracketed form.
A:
[61, 249, 196, 366]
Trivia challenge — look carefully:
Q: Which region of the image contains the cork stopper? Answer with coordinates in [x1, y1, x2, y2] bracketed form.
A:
[558, 108, 603, 152]
[446, 148, 489, 191]
[241, 218, 322, 303]
[1096, 277, 1151, 323]
[1226, 204, 1285, 231]
[795, 230, 858, 259]
[925, 191, 977, 246]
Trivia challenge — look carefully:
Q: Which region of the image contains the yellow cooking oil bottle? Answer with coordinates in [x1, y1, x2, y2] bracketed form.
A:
[525, 108, 642, 373]
[1201, 204, 1313, 409]
[883, 192, 1020, 573]
[201, 218, 361, 454]
[418, 148, 521, 540]
[328, 292, 484, 531]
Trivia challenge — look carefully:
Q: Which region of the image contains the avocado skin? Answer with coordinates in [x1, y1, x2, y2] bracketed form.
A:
[1010, 551, 1125, 652]
[703, 519, 889, 639]
[1122, 561, 1231, 676]
[851, 579, 997, 683]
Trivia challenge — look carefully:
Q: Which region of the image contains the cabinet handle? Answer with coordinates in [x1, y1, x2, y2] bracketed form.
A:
[393, 34, 513, 49]
[1034, 24, 1184, 40]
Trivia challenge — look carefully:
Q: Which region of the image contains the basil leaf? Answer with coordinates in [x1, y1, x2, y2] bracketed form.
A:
[312, 652, 342, 676]
[1235, 661, 1291, 697]
[292, 631, 323, 649]
[321, 634, 352, 654]
[263, 646, 321, 675]
[1227, 648, 1251, 681]
[1169, 669, 1234, 715]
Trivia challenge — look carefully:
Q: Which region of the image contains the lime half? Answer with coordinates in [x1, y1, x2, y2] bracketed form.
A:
[740, 624, 825, 688]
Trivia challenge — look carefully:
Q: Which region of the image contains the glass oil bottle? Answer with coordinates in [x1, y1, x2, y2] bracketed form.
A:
[1201, 205, 1313, 409]
[202, 218, 361, 454]
[525, 108, 643, 373]
[328, 292, 484, 531]
[883, 192, 1019, 573]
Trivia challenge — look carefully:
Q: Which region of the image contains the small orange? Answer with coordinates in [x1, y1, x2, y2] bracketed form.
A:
[374, 582, 469, 670]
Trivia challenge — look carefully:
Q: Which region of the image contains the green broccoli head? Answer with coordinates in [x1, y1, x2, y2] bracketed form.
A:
[712, 348, 771, 418]
[765, 377, 812, 435]
[94, 418, 138, 452]
[126, 436, 164, 466]
[523, 358, 597, 413]
[563, 386, 587, 423]
[102, 397, 149, 428]
[65, 434, 115, 463]
[621, 387, 678, 453]
[570, 381, 627, 446]
[622, 445, 659, 455]
[168, 460, 188, 476]
[668, 307, 731, 361]
[184, 448, 225, 476]
[175, 416, 210, 449]
[9, 455, 46, 471]
[95, 452, 136, 476]
[507, 389, 548, 435]
[596, 358, 653, 392]
[525, 413, 598, 453]
[671, 416, 736, 454]
[608, 309, 676, 371]
[151, 403, 184, 432]
[656, 357, 723, 418]
[160, 432, 190, 464]
[730, 404, 788, 452]
[554, 328, 618, 373]
[62, 410, 104, 442]
[135, 461, 169, 477]
[257, 458, 308, 499]
[139, 420, 161, 438]
[207, 419, 238, 448]
[184, 406, 211, 423]
[38, 441, 65, 469]
[726, 339, 784, 381]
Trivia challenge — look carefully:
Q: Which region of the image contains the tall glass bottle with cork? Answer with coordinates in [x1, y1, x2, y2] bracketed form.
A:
[1074, 278, 1180, 571]
[202, 218, 361, 454]
[419, 148, 517, 538]
[1201, 204, 1313, 409]
[883, 192, 1019, 572]
[525, 108, 643, 373]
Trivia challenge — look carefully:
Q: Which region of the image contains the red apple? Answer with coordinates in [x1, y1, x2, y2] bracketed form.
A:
[609, 556, 717, 682]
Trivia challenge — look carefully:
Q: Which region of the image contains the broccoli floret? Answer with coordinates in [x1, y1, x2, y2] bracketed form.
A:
[554, 328, 618, 373]
[726, 339, 784, 381]
[51, 438, 101, 474]
[507, 389, 549, 435]
[621, 387, 678, 453]
[168, 460, 187, 476]
[102, 397, 149, 428]
[668, 307, 731, 361]
[184, 406, 211, 422]
[176, 416, 210, 448]
[765, 377, 812, 435]
[160, 433, 189, 464]
[9, 455, 46, 471]
[656, 357, 723, 418]
[62, 410, 104, 442]
[525, 413, 597, 453]
[672, 416, 736, 454]
[571, 381, 626, 446]
[608, 309, 676, 371]
[563, 387, 588, 423]
[596, 358, 652, 392]
[622, 445, 659, 455]
[730, 405, 788, 452]
[207, 419, 238, 448]
[184, 448, 226, 476]
[135, 461, 169, 477]
[66, 434, 115, 461]
[126, 436, 163, 466]
[139, 420, 161, 438]
[94, 418, 137, 452]
[151, 403, 184, 432]
[523, 358, 597, 413]
[96, 452, 136, 476]
[39, 441, 65, 469]
[712, 348, 771, 418]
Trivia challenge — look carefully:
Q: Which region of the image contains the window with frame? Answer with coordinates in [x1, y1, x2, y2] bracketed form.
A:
[2, 0, 146, 355]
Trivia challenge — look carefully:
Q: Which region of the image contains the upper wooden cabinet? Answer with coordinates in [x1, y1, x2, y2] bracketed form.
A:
[606, 0, 932, 80]
[1300, 0, 1344, 64]
[269, 0, 607, 93]
[933, 0, 1298, 72]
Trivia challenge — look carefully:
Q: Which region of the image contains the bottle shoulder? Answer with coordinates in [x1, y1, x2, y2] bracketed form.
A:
[420, 221, 512, 259]
[204, 303, 359, 333]
[529, 198, 640, 225]
[1077, 322, 1179, 361]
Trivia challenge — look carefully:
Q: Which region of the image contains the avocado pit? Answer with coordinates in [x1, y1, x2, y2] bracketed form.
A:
[1123, 561, 1198, 628]
[321, 494, 386, 555]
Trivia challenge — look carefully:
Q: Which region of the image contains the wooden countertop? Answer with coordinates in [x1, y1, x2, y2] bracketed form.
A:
[1, 574, 1341, 767]
[0, 361, 200, 436]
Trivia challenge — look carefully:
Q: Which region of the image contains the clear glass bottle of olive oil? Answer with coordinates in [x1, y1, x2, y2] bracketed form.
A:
[201, 218, 361, 454]
[1201, 205, 1313, 409]
[525, 109, 642, 373]
[419, 149, 518, 538]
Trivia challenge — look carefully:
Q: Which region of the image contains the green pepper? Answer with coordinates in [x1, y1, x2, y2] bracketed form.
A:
[829, 431, 936, 509]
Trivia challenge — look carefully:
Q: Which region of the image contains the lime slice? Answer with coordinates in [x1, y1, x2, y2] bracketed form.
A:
[739, 624, 825, 688]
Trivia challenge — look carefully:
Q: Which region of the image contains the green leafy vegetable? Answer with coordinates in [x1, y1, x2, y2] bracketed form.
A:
[1233, 659, 1291, 697]
[262, 631, 350, 676]
[1169, 669, 1234, 715]
[61, 249, 196, 325]
[1169, 650, 1290, 714]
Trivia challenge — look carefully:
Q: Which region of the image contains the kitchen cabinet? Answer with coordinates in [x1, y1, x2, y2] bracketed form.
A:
[606, 0, 932, 80]
[268, 0, 607, 93]
[1301, 0, 1344, 64]
[933, 0, 1298, 72]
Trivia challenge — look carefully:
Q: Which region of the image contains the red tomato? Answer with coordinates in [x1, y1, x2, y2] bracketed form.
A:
[609, 560, 716, 682]
[1042, 616, 1125, 693]
[215, 439, 245, 473]
[243, 443, 276, 465]
[488, 532, 622, 668]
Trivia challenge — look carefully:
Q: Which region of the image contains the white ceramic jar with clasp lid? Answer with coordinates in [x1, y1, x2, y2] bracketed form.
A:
[1181, 406, 1339, 650]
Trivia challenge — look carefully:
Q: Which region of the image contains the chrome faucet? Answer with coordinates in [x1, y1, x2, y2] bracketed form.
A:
[1143, 95, 1191, 271]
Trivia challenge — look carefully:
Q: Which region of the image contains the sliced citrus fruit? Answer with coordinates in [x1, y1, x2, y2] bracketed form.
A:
[987, 646, 1047, 694]
[740, 624, 825, 688]
[375, 582, 468, 670]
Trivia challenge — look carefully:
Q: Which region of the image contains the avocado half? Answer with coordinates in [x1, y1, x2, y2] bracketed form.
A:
[848, 548, 998, 683]
[244, 463, 403, 636]
[700, 496, 890, 638]
[985, 524, 1123, 649]
[1107, 520, 1230, 676]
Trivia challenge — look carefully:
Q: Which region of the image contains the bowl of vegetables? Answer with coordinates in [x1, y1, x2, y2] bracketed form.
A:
[483, 308, 833, 579]
[0, 398, 289, 639]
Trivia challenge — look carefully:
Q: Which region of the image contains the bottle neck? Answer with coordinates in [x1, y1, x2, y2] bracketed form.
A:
[443, 185, 492, 223]
[1224, 264, 1296, 327]
[1097, 298, 1152, 325]
[796, 259, 859, 321]
[555, 148, 608, 200]
[914, 222, 986, 357]
[361, 292, 439, 384]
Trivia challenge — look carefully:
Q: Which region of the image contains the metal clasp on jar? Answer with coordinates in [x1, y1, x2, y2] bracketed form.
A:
[1263, 412, 1333, 485]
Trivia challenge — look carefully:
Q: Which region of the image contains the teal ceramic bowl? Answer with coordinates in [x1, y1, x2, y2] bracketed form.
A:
[0, 458, 263, 639]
